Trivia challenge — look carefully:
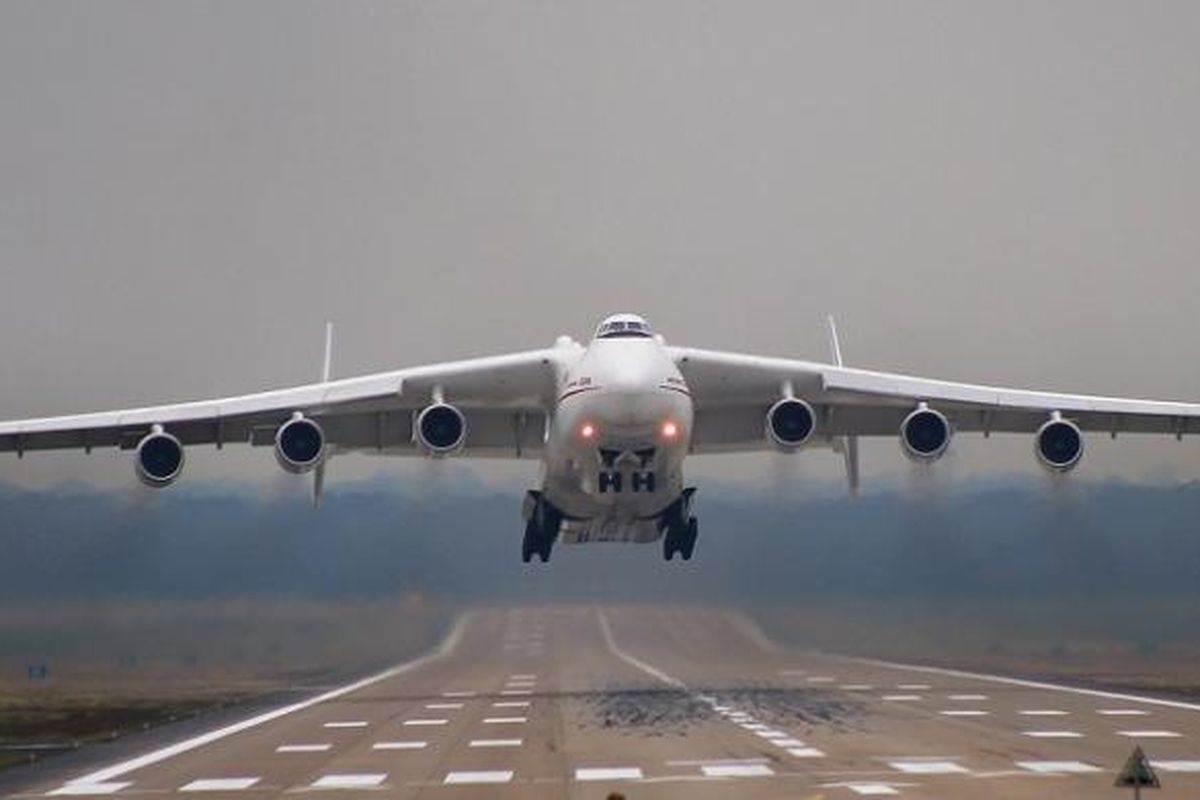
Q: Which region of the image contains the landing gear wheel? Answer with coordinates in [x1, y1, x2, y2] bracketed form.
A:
[521, 495, 561, 564]
[680, 517, 698, 561]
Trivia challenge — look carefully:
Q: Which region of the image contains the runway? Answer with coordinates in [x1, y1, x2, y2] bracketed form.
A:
[10, 605, 1200, 799]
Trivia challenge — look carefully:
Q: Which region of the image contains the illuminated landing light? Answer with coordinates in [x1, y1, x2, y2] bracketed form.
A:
[580, 423, 597, 440]
[661, 420, 679, 440]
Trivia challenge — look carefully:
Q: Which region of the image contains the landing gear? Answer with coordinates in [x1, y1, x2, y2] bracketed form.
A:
[521, 491, 561, 563]
[661, 489, 698, 561]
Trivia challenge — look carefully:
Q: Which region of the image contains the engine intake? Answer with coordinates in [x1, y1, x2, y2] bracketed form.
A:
[900, 405, 951, 462]
[766, 398, 816, 449]
[275, 414, 326, 473]
[135, 427, 184, 487]
[1035, 416, 1084, 472]
[416, 403, 467, 454]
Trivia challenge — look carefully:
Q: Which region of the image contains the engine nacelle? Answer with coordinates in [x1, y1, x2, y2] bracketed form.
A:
[765, 398, 816, 450]
[416, 403, 467, 455]
[135, 427, 184, 487]
[900, 404, 951, 462]
[275, 414, 326, 474]
[1035, 415, 1084, 472]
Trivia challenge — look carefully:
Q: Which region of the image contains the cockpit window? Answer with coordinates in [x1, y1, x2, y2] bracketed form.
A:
[597, 319, 652, 339]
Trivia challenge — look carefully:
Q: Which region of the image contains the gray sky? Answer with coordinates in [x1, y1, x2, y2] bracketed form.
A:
[2, 1, 1199, 489]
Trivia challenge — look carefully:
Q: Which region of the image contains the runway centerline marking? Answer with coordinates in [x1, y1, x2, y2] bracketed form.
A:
[469, 739, 522, 747]
[440, 691, 475, 698]
[424, 703, 463, 710]
[1023, 730, 1083, 738]
[402, 718, 447, 726]
[1099, 709, 1149, 716]
[948, 694, 988, 701]
[323, 721, 368, 728]
[890, 760, 969, 774]
[47, 617, 466, 790]
[575, 767, 644, 781]
[179, 778, 260, 792]
[483, 716, 527, 724]
[492, 701, 530, 708]
[882, 694, 922, 701]
[701, 764, 774, 777]
[1020, 710, 1068, 716]
[443, 771, 513, 785]
[1151, 760, 1200, 771]
[940, 710, 989, 716]
[1117, 730, 1182, 738]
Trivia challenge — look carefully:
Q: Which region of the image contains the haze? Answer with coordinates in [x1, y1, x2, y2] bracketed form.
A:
[2, 1, 1199, 489]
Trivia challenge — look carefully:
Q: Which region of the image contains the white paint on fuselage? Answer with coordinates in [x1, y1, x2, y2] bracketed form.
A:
[542, 328, 693, 542]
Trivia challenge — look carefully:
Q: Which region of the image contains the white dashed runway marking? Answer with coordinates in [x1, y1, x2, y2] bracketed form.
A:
[948, 694, 988, 701]
[469, 739, 523, 748]
[425, 702, 463, 710]
[275, 744, 331, 753]
[402, 719, 447, 727]
[501, 689, 533, 696]
[897, 684, 931, 691]
[807, 676, 835, 683]
[701, 763, 774, 777]
[840, 783, 900, 796]
[371, 741, 426, 751]
[509, 674, 537, 680]
[788, 747, 826, 758]
[840, 684, 874, 691]
[323, 721, 368, 728]
[1099, 709, 1149, 716]
[310, 774, 386, 789]
[483, 716, 527, 724]
[1117, 730, 1182, 738]
[1020, 710, 1068, 716]
[492, 700, 530, 708]
[1023, 730, 1083, 738]
[179, 778, 260, 792]
[940, 710, 989, 717]
[441, 691, 476, 698]
[1016, 761, 1102, 774]
[889, 760, 969, 774]
[882, 694, 922, 702]
[48, 783, 131, 796]
[443, 771, 513, 785]
[575, 767, 644, 781]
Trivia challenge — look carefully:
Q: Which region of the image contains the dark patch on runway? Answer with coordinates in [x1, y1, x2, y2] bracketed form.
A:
[572, 687, 860, 736]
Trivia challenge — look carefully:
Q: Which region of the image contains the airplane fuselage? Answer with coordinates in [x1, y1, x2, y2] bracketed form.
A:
[542, 334, 693, 544]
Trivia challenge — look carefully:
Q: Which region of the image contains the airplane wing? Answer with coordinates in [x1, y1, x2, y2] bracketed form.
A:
[670, 346, 1200, 457]
[0, 348, 565, 460]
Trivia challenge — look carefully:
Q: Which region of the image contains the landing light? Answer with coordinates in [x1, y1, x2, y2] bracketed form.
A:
[661, 420, 679, 439]
[580, 423, 597, 439]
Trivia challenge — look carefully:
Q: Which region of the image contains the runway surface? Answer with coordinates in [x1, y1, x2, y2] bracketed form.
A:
[10, 605, 1200, 799]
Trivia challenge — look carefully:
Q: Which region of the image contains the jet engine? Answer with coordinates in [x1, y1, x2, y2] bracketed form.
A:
[275, 414, 326, 473]
[765, 398, 816, 450]
[900, 404, 951, 462]
[135, 426, 185, 487]
[416, 403, 467, 455]
[1035, 415, 1084, 472]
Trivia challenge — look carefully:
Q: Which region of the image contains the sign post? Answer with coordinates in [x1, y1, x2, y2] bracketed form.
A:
[1115, 746, 1160, 800]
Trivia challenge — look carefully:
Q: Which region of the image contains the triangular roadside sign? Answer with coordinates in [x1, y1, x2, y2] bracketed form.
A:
[1115, 746, 1161, 788]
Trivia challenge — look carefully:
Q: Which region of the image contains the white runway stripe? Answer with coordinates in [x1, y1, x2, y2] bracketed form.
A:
[890, 760, 968, 774]
[948, 694, 988, 701]
[1020, 710, 1068, 716]
[179, 778, 260, 792]
[844, 784, 899, 796]
[275, 744, 331, 753]
[371, 741, 426, 751]
[47, 784, 130, 796]
[701, 763, 774, 777]
[1017, 761, 1101, 774]
[492, 700, 530, 708]
[441, 691, 476, 698]
[1023, 730, 1083, 738]
[310, 774, 386, 789]
[787, 747, 826, 758]
[882, 694, 922, 701]
[1117, 730, 1182, 738]
[424, 703, 464, 710]
[402, 719, 447, 726]
[575, 767, 644, 781]
[509, 673, 537, 680]
[1151, 760, 1200, 772]
[469, 739, 523, 747]
[1099, 709, 1148, 716]
[897, 684, 931, 690]
[840, 684, 874, 691]
[443, 771, 513, 785]
[483, 716, 527, 724]
[501, 689, 533, 696]
[323, 721, 368, 728]
[940, 710, 989, 717]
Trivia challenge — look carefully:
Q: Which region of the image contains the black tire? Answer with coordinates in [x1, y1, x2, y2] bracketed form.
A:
[521, 519, 538, 563]
[681, 517, 698, 560]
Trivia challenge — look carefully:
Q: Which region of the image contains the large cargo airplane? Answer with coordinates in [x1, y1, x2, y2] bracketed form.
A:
[2, 313, 1198, 562]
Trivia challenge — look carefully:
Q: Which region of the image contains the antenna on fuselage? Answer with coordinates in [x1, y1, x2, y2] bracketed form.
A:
[827, 315, 860, 496]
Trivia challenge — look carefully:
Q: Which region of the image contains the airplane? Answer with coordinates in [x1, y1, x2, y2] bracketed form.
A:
[2, 312, 1199, 563]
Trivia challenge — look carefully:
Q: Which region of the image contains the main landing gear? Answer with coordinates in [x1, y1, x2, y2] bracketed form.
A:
[521, 491, 561, 563]
[661, 488, 698, 561]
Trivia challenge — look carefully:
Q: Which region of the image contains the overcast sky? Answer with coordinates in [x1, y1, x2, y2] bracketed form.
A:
[2, 1, 1199, 489]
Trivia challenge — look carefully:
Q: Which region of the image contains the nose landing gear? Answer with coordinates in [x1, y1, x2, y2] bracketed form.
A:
[661, 489, 698, 561]
[521, 491, 561, 563]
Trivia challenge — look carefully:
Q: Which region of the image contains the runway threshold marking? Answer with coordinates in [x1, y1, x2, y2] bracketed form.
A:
[46, 783, 130, 796]
[178, 778, 261, 792]
[424, 702, 464, 710]
[469, 739, 523, 747]
[46, 617, 467, 791]
[492, 700, 530, 708]
[310, 774, 386, 789]
[1151, 760, 1200, 771]
[575, 767, 644, 781]
[1015, 761, 1101, 774]
[402, 718, 448, 726]
[889, 760, 968, 774]
[700, 764, 775, 777]
[371, 741, 427, 750]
